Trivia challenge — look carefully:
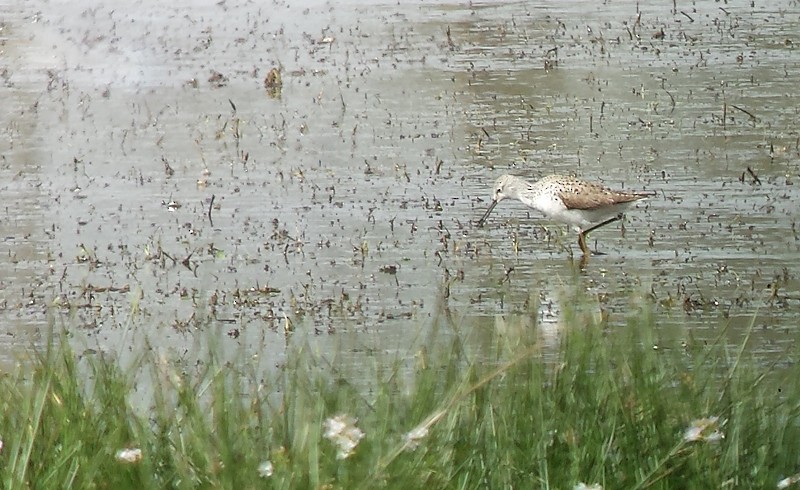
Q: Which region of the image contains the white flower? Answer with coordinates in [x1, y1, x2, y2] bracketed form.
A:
[683, 416, 724, 443]
[574, 483, 602, 490]
[323, 414, 365, 460]
[257, 460, 274, 478]
[0, 438, 3, 454]
[403, 425, 429, 451]
[115, 447, 143, 464]
[778, 473, 800, 489]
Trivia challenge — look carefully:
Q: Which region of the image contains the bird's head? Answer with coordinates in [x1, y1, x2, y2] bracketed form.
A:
[491, 174, 522, 203]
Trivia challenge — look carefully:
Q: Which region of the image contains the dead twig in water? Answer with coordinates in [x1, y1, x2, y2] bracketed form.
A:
[723, 102, 727, 129]
[208, 194, 215, 227]
[746, 166, 761, 185]
[664, 89, 676, 113]
[680, 11, 694, 22]
[730, 104, 757, 125]
[544, 47, 558, 70]
[500, 266, 514, 285]
[161, 250, 178, 265]
[181, 251, 194, 271]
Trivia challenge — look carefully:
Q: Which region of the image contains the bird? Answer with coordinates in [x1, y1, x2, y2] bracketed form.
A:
[476, 174, 653, 257]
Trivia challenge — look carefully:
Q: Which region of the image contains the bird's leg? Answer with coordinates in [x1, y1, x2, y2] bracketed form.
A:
[579, 213, 624, 257]
[579, 253, 589, 270]
[578, 232, 590, 257]
[583, 212, 625, 235]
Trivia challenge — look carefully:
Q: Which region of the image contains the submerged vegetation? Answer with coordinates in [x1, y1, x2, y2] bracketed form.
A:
[1, 299, 799, 489]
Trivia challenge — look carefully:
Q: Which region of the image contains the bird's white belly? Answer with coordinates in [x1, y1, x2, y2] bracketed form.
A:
[531, 193, 634, 231]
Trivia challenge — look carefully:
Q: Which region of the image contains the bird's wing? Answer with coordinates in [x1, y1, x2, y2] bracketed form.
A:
[558, 182, 648, 211]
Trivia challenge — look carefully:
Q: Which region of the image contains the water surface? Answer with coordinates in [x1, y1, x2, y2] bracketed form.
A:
[1, 0, 798, 373]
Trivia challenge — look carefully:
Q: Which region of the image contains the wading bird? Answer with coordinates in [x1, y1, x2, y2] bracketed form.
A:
[477, 174, 652, 257]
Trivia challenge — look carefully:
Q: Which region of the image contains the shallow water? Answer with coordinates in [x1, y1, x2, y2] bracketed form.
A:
[1, 0, 798, 372]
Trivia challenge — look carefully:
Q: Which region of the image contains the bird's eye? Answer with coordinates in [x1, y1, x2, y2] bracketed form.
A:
[496, 188, 502, 193]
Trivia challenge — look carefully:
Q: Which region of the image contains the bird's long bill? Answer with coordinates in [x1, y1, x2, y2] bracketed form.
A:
[476, 200, 498, 227]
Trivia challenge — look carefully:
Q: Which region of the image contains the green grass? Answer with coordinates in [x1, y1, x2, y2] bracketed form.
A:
[1, 300, 799, 489]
